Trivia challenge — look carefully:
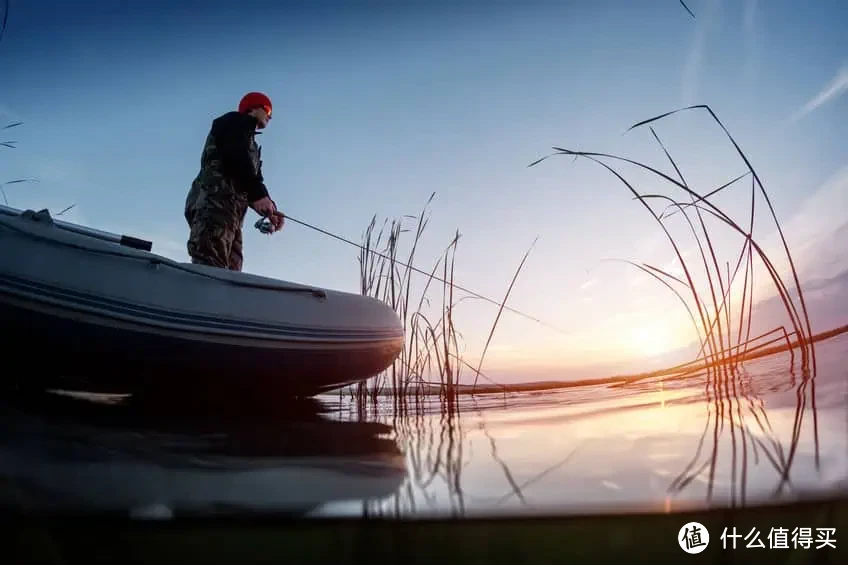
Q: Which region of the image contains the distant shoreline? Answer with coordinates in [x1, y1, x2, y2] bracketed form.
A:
[378, 323, 848, 397]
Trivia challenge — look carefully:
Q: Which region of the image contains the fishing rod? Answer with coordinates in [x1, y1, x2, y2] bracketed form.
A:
[255, 215, 569, 335]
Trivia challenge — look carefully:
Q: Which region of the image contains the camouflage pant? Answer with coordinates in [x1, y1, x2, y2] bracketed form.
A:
[184, 178, 249, 271]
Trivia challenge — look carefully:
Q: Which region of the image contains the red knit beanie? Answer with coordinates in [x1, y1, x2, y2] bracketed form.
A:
[238, 92, 272, 114]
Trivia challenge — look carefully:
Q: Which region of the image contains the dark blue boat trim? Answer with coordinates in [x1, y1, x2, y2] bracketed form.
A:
[0, 299, 403, 396]
[0, 273, 404, 343]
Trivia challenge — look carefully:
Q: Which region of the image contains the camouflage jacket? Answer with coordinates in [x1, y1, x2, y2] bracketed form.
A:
[194, 111, 269, 202]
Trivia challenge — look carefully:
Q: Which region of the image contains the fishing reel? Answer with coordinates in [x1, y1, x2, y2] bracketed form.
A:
[254, 217, 275, 234]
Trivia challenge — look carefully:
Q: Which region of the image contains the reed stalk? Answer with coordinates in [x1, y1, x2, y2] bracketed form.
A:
[529, 105, 817, 376]
[354, 193, 534, 406]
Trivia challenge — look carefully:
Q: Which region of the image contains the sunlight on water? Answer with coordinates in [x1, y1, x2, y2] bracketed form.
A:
[1, 332, 846, 520]
[318, 332, 848, 518]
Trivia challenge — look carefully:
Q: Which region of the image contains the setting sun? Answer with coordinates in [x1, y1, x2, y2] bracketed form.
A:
[623, 322, 677, 358]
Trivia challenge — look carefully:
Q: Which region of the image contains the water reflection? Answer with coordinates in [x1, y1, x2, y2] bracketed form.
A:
[0, 390, 408, 518]
[1, 334, 844, 520]
[333, 332, 846, 518]
[666, 360, 821, 507]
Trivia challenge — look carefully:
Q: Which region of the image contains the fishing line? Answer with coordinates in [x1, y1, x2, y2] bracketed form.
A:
[255, 215, 570, 334]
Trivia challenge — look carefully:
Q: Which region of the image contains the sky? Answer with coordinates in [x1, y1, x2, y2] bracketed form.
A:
[1, 0, 846, 383]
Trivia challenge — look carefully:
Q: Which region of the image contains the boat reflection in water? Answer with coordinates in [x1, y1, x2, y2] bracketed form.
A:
[0, 390, 408, 519]
[2, 332, 846, 521]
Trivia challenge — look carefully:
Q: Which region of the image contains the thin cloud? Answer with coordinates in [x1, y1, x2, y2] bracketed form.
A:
[742, 0, 759, 92]
[755, 165, 848, 289]
[788, 64, 848, 124]
[660, 250, 690, 276]
[579, 277, 598, 291]
[681, 0, 721, 106]
[681, 22, 707, 106]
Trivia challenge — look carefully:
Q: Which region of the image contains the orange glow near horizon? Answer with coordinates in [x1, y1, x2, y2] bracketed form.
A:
[461, 313, 698, 379]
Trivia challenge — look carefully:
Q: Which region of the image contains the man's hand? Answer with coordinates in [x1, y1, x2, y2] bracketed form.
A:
[250, 196, 276, 217]
[250, 196, 285, 232]
[268, 210, 285, 231]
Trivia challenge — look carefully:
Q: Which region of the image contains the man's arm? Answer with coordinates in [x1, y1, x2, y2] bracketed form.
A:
[212, 114, 269, 202]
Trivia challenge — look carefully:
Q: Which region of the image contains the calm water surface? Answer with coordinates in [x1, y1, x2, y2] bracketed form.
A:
[1, 332, 846, 519]
[317, 331, 848, 518]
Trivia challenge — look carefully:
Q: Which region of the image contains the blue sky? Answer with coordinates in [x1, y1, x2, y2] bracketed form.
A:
[1, 0, 846, 381]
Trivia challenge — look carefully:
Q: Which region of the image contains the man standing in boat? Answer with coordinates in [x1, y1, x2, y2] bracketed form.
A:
[184, 92, 285, 271]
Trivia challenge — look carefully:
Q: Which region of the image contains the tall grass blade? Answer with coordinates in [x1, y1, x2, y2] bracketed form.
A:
[649, 125, 728, 365]
[0, 0, 8, 44]
[679, 0, 696, 19]
[627, 104, 816, 371]
[660, 171, 750, 220]
[0, 178, 38, 205]
[471, 236, 538, 390]
[56, 203, 76, 216]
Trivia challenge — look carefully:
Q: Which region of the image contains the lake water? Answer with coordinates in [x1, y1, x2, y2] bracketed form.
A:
[1, 331, 846, 520]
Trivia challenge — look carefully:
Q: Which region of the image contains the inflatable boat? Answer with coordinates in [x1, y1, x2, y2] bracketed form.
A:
[0, 205, 405, 397]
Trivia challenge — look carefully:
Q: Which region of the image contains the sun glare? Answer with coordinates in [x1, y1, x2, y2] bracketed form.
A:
[625, 322, 676, 358]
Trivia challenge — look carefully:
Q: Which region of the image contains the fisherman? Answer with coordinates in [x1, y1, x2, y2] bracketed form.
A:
[184, 91, 285, 271]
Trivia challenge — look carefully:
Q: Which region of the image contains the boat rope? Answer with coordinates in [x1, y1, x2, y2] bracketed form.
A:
[256, 215, 569, 334]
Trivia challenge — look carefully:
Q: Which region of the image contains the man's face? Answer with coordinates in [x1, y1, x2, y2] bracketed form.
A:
[252, 106, 272, 129]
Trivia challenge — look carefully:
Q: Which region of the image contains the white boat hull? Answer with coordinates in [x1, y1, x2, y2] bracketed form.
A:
[0, 206, 404, 396]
